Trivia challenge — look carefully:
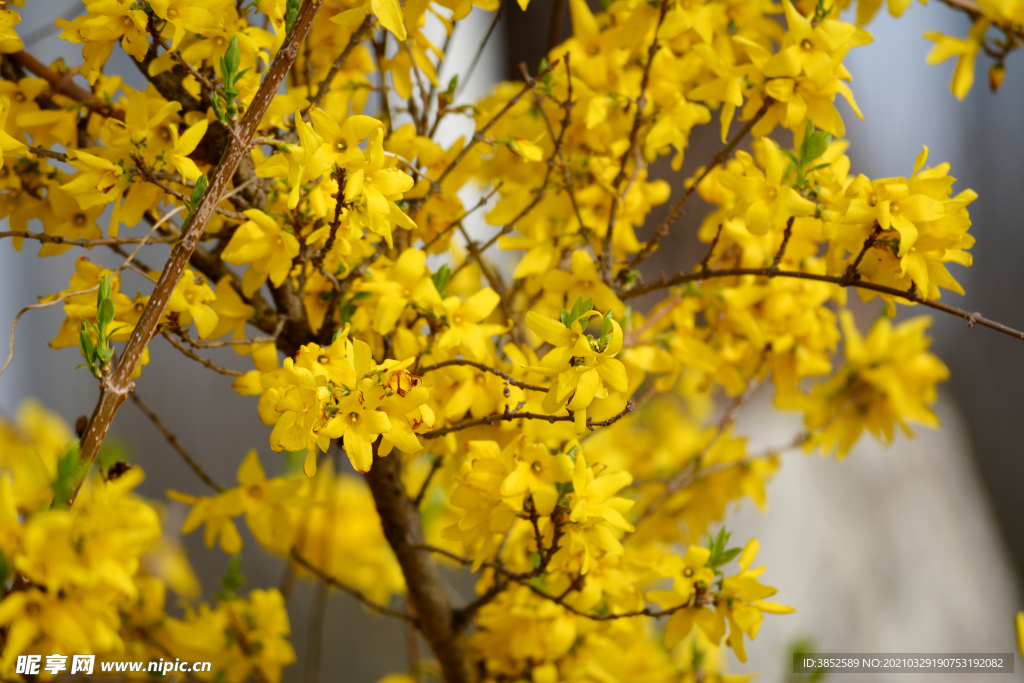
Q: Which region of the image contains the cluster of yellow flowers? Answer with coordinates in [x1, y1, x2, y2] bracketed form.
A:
[0, 403, 293, 682]
[0, 0, 1010, 679]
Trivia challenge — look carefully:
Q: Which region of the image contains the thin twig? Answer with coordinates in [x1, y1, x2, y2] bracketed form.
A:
[290, 549, 419, 622]
[160, 330, 244, 376]
[620, 265, 1024, 341]
[417, 359, 548, 392]
[422, 401, 635, 439]
[310, 14, 374, 108]
[129, 392, 223, 493]
[625, 100, 772, 274]
[601, 0, 668, 284]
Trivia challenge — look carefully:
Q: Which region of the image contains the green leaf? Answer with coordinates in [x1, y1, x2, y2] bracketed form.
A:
[431, 263, 452, 294]
[710, 547, 741, 568]
[284, 0, 301, 32]
[187, 174, 209, 219]
[52, 444, 88, 509]
[219, 556, 247, 600]
[79, 322, 95, 360]
[800, 122, 831, 164]
[223, 36, 241, 78]
[97, 296, 115, 332]
[599, 308, 613, 347]
[98, 273, 112, 304]
[0, 549, 7, 583]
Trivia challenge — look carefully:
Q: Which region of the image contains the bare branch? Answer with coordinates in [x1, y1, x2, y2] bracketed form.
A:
[128, 392, 223, 493]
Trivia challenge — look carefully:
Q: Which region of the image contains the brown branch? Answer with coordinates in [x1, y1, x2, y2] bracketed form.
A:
[7, 50, 124, 120]
[620, 266, 1024, 340]
[311, 167, 347, 272]
[130, 152, 248, 221]
[417, 359, 548, 392]
[413, 456, 444, 508]
[161, 330, 244, 376]
[70, 0, 327, 504]
[289, 549, 418, 622]
[415, 544, 696, 622]
[769, 216, 796, 271]
[422, 400, 635, 439]
[458, 1, 504, 97]
[363, 439, 473, 683]
[601, 0, 667, 284]
[425, 58, 561, 202]
[310, 14, 374, 108]
[841, 222, 882, 284]
[128, 392, 223, 493]
[625, 100, 772, 274]
[0, 231, 177, 247]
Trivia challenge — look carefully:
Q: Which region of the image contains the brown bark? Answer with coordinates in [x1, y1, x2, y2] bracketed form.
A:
[69, 0, 326, 502]
[363, 443, 474, 683]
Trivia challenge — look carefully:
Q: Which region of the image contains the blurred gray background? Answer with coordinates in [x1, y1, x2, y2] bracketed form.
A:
[2, 1, 1024, 681]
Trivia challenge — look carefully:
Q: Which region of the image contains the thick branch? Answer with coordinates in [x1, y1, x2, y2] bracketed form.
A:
[363, 440, 473, 683]
[7, 50, 124, 120]
[71, 0, 326, 503]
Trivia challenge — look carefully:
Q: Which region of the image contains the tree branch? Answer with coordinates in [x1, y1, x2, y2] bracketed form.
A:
[625, 100, 772, 274]
[363, 439, 473, 683]
[70, 0, 326, 504]
[621, 266, 1024, 341]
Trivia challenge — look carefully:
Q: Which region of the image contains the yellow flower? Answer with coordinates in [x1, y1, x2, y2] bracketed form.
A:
[306, 109, 383, 174]
[166, 268, 220, 339]
[718, 138, 818, 236]
[801, 312, 949, 457]
[59, 150, 131, 236]
[345, 128, 417, 247]
[332, 0, 408, 41]
[436, 288, 505, 361]
[222, 209, 301, 297]
[925, 20, 991, 100]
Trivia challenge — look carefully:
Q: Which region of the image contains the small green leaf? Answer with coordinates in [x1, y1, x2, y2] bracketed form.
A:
[79, 322, 95, 359]
[52, 444, 88, 509]
[97, 296, 115, 331]
[219, 556, 247, 600]
[284, 0, 301, 32]
[800, 122, 831, 165]
[599, 308, 613, 347]
[431, 263, 452, 294]
[223, 36, 241, 77]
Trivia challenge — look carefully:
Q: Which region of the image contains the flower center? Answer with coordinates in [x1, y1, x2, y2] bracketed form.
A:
[246, 484, 264, 499]
[683, 567, 694, 577]
[335, 140, 348, 152]
[348, 411, 360, 425]
[530, 461, 543, 474]
[868, 193, 877, 207]
[890, 203, 900, 215]
[800, 39, 813, 51]
[73, 213, 87, 226]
